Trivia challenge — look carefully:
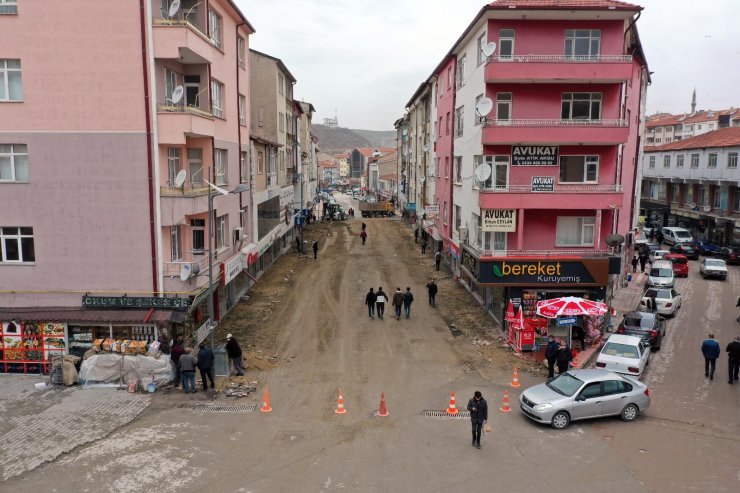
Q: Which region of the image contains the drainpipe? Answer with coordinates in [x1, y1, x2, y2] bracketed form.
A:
[139, 0, 158, 294]
[236, 22, 247, 227]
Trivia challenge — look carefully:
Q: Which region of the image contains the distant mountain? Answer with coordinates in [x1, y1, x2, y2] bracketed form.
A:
[312, 124, 396, 153]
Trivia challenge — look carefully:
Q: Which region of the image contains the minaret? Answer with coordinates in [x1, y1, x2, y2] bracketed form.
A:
[691, 88, 696, 113]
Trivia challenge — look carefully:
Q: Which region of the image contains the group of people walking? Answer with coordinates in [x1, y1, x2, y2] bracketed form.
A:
[365, 287, 414, 320]
[701, 334, 740, 383]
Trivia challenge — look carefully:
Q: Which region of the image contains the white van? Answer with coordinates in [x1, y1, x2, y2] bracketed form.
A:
[648, 260, 675, 288]
[661, 227, 693, 246]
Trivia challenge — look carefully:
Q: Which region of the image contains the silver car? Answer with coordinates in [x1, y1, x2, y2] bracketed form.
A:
[519, 369, 650, 429]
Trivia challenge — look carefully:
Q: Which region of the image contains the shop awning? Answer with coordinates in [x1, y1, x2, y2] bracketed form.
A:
[0, 307, 184, 324]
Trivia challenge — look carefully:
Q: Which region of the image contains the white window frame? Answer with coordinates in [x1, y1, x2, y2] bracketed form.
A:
[454, 156, 463, 184]
[455, 106, 464, 137]
[279, 112, 284, 132]
[240, 151, 248, 183]
[210, 79, 223, 118]
[188, 148, 203, 186]
[564, 29, 601, 60]
[237, 36, 246, 68]
[191, 218, 205, 253]
[676, 154, 684, 168]
[238, 94, 246, 126]
[496, 93, 512, 121]
[170, 226, 182, 261]
[0, 0, 18, 14]
[561, 93, 601, 121]
[663, 155, 671, 168]
[215, 148, 227, 186]
[0, 59, 22, 102]
[708, 153, 717, 168]
[215, 215, 227, 250]
[455, 205, 462, 232]
[483, 231, 507, 254]
[0, 144, 28, 182]
[648, 156, 656, 169]
[690, 154, 699, 168]
[474, 94, 486, 125]
[167, 147, 180, 186]
[499, 29, 515, 61]
[208, 8, 222, 48]
[481, 155, 509, 191]
[728, 152, 738, 169]
[556, 217, 595, 247]
[477, 33, 487, 65]
[0, 227, 35, 263]
[559, 155, 599, 184]
[165, 68, 180, 104]
[456, 55, 466, 89]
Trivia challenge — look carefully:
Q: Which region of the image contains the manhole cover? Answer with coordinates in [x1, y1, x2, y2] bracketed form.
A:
[192, 404, 257, 413]
[423, 410, 471, 419]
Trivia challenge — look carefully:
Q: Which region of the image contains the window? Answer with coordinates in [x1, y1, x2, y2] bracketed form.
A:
[238, 94, 246, 126]
[499, 29, 515, 60]
[728, 152, 738, 168]
[210, 79, 223, 118]
[240, 151, 248, 183]
[477, 33, 487, 65]
[187, 148, 203, 186]
[443, 201, 448, 224]
[708, 153, 717, 168]
[471, 212, 481, 247]
[167, 147, 180, 186]
[208, 9, 222, 48]
[241, 208, 248, 230]
[483, 231, 507, 253]
[184, 74, 200, 107]
[474, 94, 486, 125]
[170, 226, 182, 261]
[454, 156, 463, 183]
[0, 59, 22, 101]
[676, 154, 684, 168]
[670, 183, 679, 203]
[279, 112, 284, 132]
[564, 29, 601, 60]
[444, 157, 449, 178]
[257, 150, 264, 174]
[278, 74, 284, 95]
[279, 150, 284, 171]
[0, 144, 28, 182]
[579, 382, 602, 399]
[165, 68, 179, 104]
[496, 93, 512, 120]
[735, 190, 740, 212]
[455, 106, 464, 137]
[445, 112, 450, 135]
[561, 93, 601, 120]
[663, 155, 671, 168]
[648, 156, 655, 169]
[237, 37, 246, 68]
[556, 217, 595, 246]
[714, 188, 728, 210]
[216, 215, 226, 250]
[214, 149, 227, 186]
[0, 227, 35, 263]
[455, 205, 462, 232]
[191, 219, 205, 253]
[559, 156, 598, 183]
[456, 55, 466, 89]
[0, 0, 18, 14]
[447, 67, 452, 91]
[690, 154, 699, 168]
[481, 155, 509, 191]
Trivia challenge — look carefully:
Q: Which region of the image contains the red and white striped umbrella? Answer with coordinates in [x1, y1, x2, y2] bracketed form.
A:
[536, 296, 608, 319]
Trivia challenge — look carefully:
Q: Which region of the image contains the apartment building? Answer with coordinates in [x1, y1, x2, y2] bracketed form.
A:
[646, 107, 740, 147]
[296, 101, 318, 211]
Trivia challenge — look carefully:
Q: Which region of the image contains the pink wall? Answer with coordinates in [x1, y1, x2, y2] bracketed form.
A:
[485, 84, 622, 120]
[618, 59, 646, 235]
[434, 56, 456, 243]
[518, 209, 613, 251]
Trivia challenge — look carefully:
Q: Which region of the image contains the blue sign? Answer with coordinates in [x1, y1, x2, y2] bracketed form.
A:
[557, 317, 578, 326]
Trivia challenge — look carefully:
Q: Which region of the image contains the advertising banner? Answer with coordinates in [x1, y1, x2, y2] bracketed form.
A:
[531, 176, 555, 192]
[512, 146, 559, 166]
[482, 209, 516, 232]
[478, 258, 609, 286]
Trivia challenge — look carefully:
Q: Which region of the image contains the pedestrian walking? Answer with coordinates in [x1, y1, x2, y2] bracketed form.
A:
[403, 287, 414, 319]
[700, 334, 721, 380]
[170, 335, 184, 388]
[375, 287, 387, 320]
[556, 345, 573, 374]
[466, 391, 488, 449]
[414, 226, 419, 243]
[421, 237, 428, 254]
[179, 348, 197, 393]
[362, 222, 367, 231]
[435, 250, 442, 271]
[392, 287, 404, 320]
[639, 253, 648, 273]
[656, 231, 664, 244]
[426, 279, 438, 307]
[312, 240, 319, 260]
[726, 336, 740, 384]
[295, 237, 301, 253]
[545, 336, 559, 380]
[631, 255, 639, 273]
[225, 333, 244, 376]
[365, 288, 376, 319]
[360, 230, 367, 245]
[197, 342, 215, 391]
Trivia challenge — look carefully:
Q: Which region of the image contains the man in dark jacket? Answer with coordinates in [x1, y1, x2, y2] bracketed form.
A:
[700, 333, 721, 380]
[312, 240, 319, 260]
[426, 279, 438, 307]
[545, 336, 559, 380]
[179, 347, 197, 393]
[365, 288, 376, 319]
[403, 287, 414, 319]
[197, 342, 215, 390]
[392, 288, 404, 320]
[435, 250, 442, 271]
[225, 333, 244, 376]
[170, 335, 185, 388]
[556, 345, 573, 374]
[375, 287, 387, 320]
[466, 391, 488, 449]
[726, 336, 740, 384]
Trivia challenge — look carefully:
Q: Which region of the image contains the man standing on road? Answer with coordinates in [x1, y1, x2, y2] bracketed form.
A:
[295, 237, 302, 254]
[179, 348, 196, 393]
[435, 250, 442, 271]
[225, 333, 244, 376]
[197, 342, 215, 391]
[171, 335, 185, 388]
[360, 229, 367, 245]
[392, 288, 404, 320]
[426, 279, 438, 307]
[701, 334, 721, 380]
[403, 287, 414, 319]
[365, 288, 376, 319]
[421, 236, 428, 254]
[312, 240, 319, 260]
[556, 345, 573, 374]
[414, 224, 419, 243]
[545, 336, 559, 380]
[375, 287, 387, 320]
[639, 251, 648, 273]
[466, 391, 488, 449]
[726, 336, 740, 384]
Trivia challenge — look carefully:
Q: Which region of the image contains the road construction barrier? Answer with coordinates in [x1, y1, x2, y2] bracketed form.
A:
[377, 392, 389, 417]
[500, 390, 511, 413]
[446, 392, 458, 415]
[510, 367, 521, 388]
[335, 388, 347, 414]
[260, 386, 273, 413]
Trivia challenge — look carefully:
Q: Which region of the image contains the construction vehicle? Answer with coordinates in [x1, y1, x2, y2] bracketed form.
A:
[359, 200, 394, 218]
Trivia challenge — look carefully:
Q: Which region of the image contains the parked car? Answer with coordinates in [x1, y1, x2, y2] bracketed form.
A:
[661, 227, 694, 246]
[639, 287, 682, 317]
[616, 311, 665, 350]
[669, 243, 699, 260]
[637, 241, 661, 257]
[647, 260, 675, 288]
[663, 253, 689, 277]
[696, 241, 721, 256]
[699, 258, 728, 280]
[649, 249, 670, 263]
[715, 246, 740, 265]
[595, 334, 651, 377]
[518, 369, 650, 429]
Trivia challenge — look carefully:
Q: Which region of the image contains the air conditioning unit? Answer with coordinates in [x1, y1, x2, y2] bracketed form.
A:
[233, 227, 244, 242]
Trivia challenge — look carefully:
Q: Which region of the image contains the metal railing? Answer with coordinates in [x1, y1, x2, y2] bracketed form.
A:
[485, 118, 627, 127]
[163, 254, 210, 278]
[474, 247, 611, 258]
[152, 17, 212, 45]
[479, 183, 622, 193]
[488, 54, 632, 63]
[160, 182, 210, 197]
[157, 103, 213, 119]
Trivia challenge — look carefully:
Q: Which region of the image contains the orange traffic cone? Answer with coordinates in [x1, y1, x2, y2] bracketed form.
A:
[335, 388, 347, 414]
[377, 392, 389, 417]
[446, 392, 459, 415]
[510, 367, 521, 388]
[500, 390, 511, 413]
[260, 386, 273, 413]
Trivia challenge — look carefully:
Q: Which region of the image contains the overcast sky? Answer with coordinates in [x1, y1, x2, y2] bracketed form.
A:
[237, 0, 740, 130]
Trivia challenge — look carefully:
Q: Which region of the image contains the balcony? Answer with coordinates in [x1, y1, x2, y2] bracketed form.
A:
[152, 18, 216, 64]
[157, 104, 215, 145]
[160, 183, 209, 227]
[478, 184, 624, 210]
[482, 119, 629, 145]
[162, 254, 214, 294]
[485, 54, 633, 83]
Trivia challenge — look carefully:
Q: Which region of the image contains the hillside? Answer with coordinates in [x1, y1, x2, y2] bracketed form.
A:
[312, 124, 396, 153]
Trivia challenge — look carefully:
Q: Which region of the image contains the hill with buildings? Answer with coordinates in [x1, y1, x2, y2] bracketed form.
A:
[312, 124, 396, 153]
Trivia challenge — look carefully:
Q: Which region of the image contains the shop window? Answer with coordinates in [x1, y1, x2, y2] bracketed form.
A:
[0, 226, 35, 263]
[0, 143, 29, 182]
[556, 217, 595, 247]
[559, 155, 598, 183]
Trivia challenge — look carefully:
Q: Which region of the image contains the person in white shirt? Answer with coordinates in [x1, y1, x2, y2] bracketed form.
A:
[375, 287, 387, 319]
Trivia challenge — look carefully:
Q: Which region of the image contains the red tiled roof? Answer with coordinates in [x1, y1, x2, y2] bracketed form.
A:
[488, 0, 641, 11]
[646, 108, 740, 128]
[647, 127, 740, 152]
[357, 147, 396, 157]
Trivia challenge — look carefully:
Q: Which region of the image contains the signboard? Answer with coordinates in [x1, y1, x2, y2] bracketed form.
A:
[195, 318, 213, 345]
[482, 209, 516, 232]
[461, 249, 479, 279]
[82, 295, 190, 311]
[531, 176, 555, 192]
[221, 253, 244, 286]
[449, 241, 460, 259]
[557, 317, 578, 326]
[477, 258, 609, 286]
[425, 204, 439, 214]
[512, 146, 558, 166]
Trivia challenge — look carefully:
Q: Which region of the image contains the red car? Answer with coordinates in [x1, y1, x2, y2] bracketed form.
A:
[663, 253, 688, 277]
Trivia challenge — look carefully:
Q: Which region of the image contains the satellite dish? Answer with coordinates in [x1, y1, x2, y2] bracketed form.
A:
[191, 264, 200, 275]
[688, 202, 697, 209]
[168, 0, 181, 18]
[605, 234, 625, 247]
[419, 175, 426, 183]
[482, 42, 497, 57]
[402, 129, 408, 136]
[475, 97, 494, 117]
[173, 169, 186, 188]
[171, 85, 184, 105]
[179, 262, 191, 281]
[703, 205, 711, 212]
[423, 144, 429, 152]
[474, 163, 492, 182]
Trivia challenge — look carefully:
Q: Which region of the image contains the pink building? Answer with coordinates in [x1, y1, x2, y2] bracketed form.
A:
[0, 0, 255, 372]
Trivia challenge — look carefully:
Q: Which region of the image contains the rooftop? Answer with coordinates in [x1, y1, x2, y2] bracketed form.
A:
[646, 127, 740, 152]
[488, 0, 642, 11]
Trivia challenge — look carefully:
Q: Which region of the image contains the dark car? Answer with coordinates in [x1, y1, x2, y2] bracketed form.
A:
[695, 241, 720, 256]
[616, 311, 665, 350]
[715, 247, 740, 265]
[637, 242, 661, 256]
[669, 243, 699, 260]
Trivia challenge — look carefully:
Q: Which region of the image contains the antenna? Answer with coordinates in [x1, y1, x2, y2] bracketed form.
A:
[173, 169, 187, 188]
[171, 85, 184, 105]
[482, 41, 497, 57]
[168, 0, 181, 18]
[475, 97, 494, 118]
[179, 262, 192, 281]
[474, 163, 492, 182]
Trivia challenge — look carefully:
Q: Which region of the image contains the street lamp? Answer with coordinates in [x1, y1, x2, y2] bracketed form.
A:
[206, 181, 249, 349]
